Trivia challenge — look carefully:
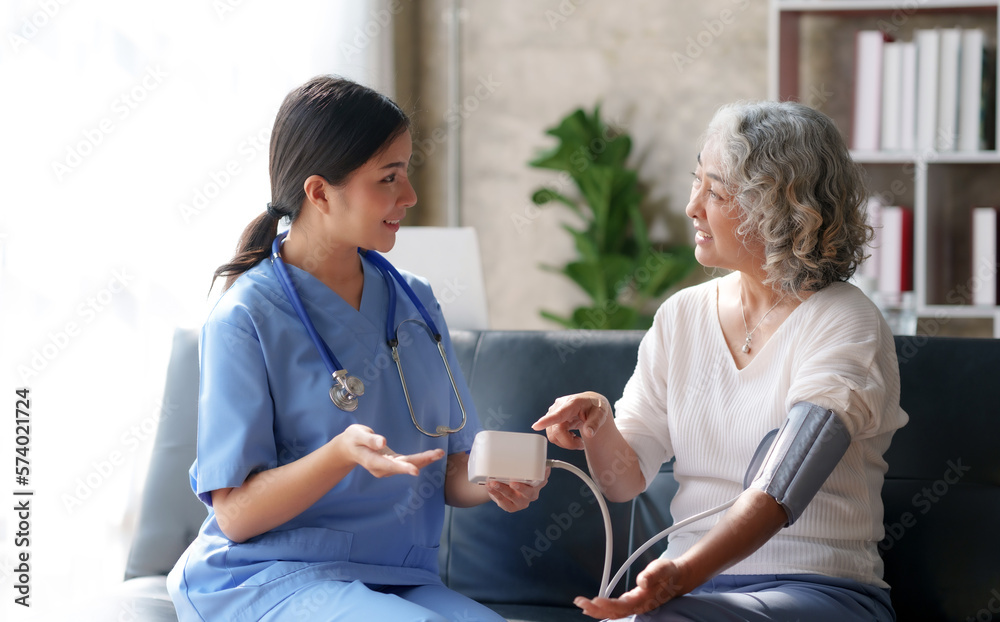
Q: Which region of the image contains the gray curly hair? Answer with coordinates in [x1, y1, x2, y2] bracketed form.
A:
[704, 100, 873, 296]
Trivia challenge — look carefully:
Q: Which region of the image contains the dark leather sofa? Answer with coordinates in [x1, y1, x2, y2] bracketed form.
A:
[97, 329, 1000, 621]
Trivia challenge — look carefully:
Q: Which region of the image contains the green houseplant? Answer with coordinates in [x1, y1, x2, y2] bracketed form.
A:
[529, 105, 696, 330]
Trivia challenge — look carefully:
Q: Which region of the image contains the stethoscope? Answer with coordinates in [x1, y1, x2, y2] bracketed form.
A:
[270, 230, 467, 437]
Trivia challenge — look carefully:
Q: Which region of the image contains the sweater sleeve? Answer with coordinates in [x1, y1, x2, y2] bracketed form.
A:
[785, 286, 903, 440]
[613, 302, 676, 489]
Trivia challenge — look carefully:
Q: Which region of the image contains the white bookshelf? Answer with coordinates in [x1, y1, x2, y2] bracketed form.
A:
[769, 0, 1000, 337]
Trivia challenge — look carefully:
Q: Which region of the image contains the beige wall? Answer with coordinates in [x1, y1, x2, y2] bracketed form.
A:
[403, 0, 769, 329]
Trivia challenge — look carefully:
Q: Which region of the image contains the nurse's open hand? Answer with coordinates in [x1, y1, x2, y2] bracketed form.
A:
[485, 468, 550, 513]
[532, 391, 611, 450]
[340, 424, 445, 478]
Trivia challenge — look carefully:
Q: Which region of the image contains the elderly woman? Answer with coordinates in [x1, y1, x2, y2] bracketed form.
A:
[534, 101, 907, 622]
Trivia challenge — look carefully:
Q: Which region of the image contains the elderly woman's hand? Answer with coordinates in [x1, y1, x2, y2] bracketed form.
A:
[573, 558, 687, 619]
[532, 391, 612, 451]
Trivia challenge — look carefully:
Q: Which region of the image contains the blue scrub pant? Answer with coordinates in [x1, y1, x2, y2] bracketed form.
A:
[257, 580, 505, 622]
[612, 574, 894, 622]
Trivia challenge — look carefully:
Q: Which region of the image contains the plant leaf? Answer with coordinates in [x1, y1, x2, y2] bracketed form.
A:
[588, 104, 632, 167]
[563, 261, 606, 303]
[529, 104, 698, 329]
[532, 188, 583, 218]
[597, 133, 632, 168]
[600, 253, 638, 299]
[599, 168, 641, 254]
[575, 165, 615, 249]
[528, 109, 593, 172]
[570, 304, 639, 330]
[562, 224, 599, 263]
[540, 310, 577, 329]
[634, 248, 698, 298]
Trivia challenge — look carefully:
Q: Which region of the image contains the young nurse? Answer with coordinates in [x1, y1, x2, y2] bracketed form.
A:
[167, 75, 545, 621]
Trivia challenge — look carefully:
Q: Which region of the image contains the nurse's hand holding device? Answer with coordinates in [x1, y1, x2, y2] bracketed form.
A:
[166, 76, 544, 622]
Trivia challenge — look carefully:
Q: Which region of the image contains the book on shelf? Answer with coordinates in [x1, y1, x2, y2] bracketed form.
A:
[855, 26, 995, 155]
[877, 206, 914, 297]
[936, 28, 961, 151]
[915, 29, 940, 153]
[852, 30, 884, 151]
[899, 41, 918, 151]
[958, 29, 985, 152]
[881, 42, 903, 151]
[984, 46, 998, 151]
[972, 206, 999, 306]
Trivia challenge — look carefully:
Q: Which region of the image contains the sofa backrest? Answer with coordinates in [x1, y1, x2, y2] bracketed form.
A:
[880, 336, 1000, 621]
[443, 331, 1000, 621]
[125, 328, 206, 579]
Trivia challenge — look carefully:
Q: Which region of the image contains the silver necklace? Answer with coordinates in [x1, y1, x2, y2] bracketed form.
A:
[739, 284, 784, 354]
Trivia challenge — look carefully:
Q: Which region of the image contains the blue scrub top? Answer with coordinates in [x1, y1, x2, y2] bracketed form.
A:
[167, 253, 482, 622]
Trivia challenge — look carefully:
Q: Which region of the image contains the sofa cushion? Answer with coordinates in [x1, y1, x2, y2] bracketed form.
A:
[90, 576, 178, 622]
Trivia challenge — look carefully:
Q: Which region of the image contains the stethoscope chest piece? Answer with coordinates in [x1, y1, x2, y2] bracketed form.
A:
[330, 369, 365, 412]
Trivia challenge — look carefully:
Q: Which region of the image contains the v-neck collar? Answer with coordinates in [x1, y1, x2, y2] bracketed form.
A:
[281, 253, 383, 338]
[712, 277, 819, 373]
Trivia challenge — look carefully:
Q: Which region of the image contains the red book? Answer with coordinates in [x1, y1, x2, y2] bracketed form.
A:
[878, 206, 914, 296]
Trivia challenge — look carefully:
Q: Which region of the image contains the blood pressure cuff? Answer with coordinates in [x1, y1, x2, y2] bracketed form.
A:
[743, 402, 851, 526]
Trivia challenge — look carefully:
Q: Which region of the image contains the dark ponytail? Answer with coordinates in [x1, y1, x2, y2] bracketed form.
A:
[211, 75, 411, 293]
[212, 211, 280, 292]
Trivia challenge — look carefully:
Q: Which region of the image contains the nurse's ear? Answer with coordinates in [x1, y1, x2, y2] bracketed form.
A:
[302, 174, 341, 216]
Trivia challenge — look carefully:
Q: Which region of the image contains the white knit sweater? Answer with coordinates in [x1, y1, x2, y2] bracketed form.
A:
[614, 274, 908, 588]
